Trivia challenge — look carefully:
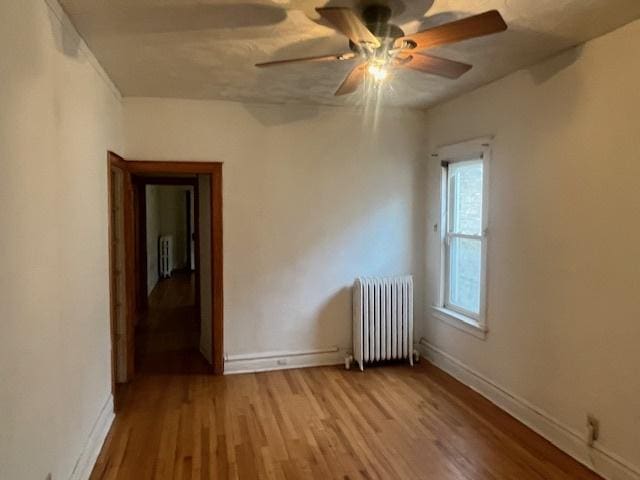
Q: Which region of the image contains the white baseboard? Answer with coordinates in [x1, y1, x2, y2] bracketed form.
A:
[69, 394, 115, 480]
[224, 347, 346, 375]
[416, 339, 639, 480]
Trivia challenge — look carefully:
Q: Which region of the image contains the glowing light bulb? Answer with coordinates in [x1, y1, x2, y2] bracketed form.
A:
[367, 63, 388, 82]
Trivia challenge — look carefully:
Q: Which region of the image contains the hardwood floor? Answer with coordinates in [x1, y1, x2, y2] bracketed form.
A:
[92, 362, 602, 480]
[136, 272, 209, 375]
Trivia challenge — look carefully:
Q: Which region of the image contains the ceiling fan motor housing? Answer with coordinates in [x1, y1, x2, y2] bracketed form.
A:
[348, 4, 405, 52]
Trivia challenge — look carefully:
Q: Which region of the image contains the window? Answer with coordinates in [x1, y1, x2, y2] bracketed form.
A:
[434, 138, 490, 337]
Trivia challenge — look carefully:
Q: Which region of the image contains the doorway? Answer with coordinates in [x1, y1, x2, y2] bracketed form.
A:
[107, 153, 223, 392]
[134, 178, 207, 375]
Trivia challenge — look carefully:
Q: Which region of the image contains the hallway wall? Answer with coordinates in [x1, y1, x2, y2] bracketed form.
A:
[145, 185, 161, 294]
[158, 186, 191, 271]
[0, 1, 123, 479]
[146, 185, 193, 294]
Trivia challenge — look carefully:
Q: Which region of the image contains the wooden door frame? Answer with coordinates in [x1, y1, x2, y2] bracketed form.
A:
[107, 152, 224, 377]
[107, 152, 137, 392]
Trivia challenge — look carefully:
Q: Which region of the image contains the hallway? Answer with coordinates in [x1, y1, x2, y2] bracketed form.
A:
[135, 272, 210, 375]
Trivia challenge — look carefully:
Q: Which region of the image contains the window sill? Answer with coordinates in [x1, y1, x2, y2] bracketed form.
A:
[432, 306, 488, 340]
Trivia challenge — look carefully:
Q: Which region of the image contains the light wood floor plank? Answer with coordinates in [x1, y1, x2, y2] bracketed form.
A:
[92, 363, 603, 480]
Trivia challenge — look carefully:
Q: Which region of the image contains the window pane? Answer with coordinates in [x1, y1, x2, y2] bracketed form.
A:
[448, 237, 481, 314]
[449, 160, 483, 235]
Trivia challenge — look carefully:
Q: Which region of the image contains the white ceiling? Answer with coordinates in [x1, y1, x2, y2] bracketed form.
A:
[59, 0, 640, 108]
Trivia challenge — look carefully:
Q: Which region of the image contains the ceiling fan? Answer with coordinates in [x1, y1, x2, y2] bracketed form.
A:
[256, 4, 507, 96]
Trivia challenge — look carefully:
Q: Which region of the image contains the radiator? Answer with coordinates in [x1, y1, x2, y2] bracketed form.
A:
[350, 276, 414, 371]
[159, 235, 173, 279]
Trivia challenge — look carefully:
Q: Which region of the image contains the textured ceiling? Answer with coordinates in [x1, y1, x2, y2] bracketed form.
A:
[59, 0, 640, 108]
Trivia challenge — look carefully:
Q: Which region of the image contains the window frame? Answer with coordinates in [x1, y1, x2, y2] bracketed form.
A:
[433, 137, 491, 338]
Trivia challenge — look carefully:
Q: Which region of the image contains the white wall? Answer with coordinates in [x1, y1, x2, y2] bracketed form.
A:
[123, 98, 426, 360]
[0, 1, 123, 479]
[422, 20, 640, 477]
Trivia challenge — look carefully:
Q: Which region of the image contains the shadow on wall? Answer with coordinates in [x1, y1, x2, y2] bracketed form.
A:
[46, 5, 82, 58]
[65, 3, 287, 35]
[242, 102, 321, 127]
[518, 42, 585, 133]
[416, 22, 586, 108]
[490, 26, 584, 85]
[526, 44, 584, 85]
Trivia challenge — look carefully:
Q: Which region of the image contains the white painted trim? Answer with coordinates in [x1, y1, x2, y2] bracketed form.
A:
[224, 347, 346, 375]
[437, 136, 495, 159]
[416, 338, 640, 480]
[431, 306, 487, 340]
[435, 137, 492, 332]
[68, 394, 115, 480]
[226, 347, 339, 362]
[44, 0, 122, 101]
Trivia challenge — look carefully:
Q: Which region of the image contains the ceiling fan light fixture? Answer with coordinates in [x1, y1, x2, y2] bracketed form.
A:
[255, 6, 508, 97]
[367, 62, 388, 82]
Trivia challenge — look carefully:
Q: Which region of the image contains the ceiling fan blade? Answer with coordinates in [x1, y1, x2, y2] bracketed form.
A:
[399, 10, 507, 50]
[316, 7, 381, 48]
[400, 53, 472, 79]
[256, 52, 356, 67]
[335, 64, 366, 96]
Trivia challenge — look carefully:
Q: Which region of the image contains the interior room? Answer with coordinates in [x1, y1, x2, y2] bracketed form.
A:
[1, 1, 639, 479]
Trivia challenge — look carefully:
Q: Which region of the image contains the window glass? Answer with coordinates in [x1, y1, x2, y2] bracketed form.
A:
[445, 158, 484, 316]
[448, 161, 483, 235]
[448, 237, 482, 314]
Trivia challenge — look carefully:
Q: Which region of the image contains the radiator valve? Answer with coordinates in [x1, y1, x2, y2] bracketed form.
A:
[345, 355, 354, 370]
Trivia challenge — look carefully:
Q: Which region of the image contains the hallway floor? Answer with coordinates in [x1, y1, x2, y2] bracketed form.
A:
[92, 362, 602, 480]
[136, 271, 210, 375]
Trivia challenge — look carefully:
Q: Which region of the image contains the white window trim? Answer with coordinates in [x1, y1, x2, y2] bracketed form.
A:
[432, 137, 492, 339]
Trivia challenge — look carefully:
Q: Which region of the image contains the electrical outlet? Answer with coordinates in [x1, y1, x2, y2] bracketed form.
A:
[587, 415, 600, 447]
